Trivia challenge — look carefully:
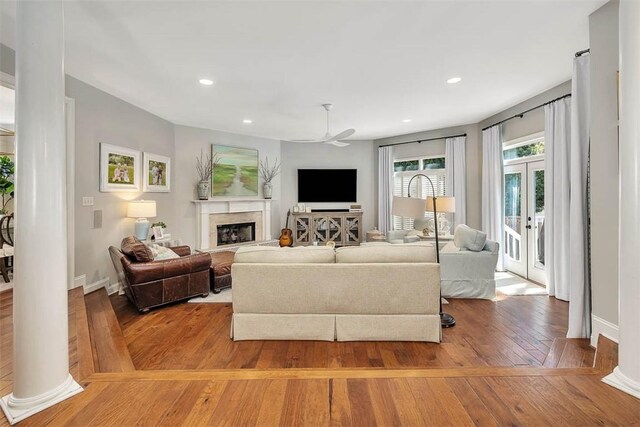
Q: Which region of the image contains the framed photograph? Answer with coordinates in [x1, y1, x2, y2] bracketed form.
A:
[211, 144, 258, 197]
[143, 152, 171, 192]
[152, 226, 165, 240]
[100, 143, 141, 192]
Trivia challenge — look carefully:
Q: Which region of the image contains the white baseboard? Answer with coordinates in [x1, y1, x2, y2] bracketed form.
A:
[83, 277, 109, 295]
[591, 314, 619, 347]
[603, 367, 640, 400]
[106, 281, 120, 296]
[71, 275, 86, 290]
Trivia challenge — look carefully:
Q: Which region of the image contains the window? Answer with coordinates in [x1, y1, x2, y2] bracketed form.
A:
[392, 156, 446, 230]
[503, 134, 545, 161]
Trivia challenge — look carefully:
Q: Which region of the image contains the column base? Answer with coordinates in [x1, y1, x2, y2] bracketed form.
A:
[602, 367, 640, 400]
[0, 374, 83, 425]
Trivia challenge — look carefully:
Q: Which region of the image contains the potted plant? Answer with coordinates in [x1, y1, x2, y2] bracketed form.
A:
[195, 149, 220, 200]
[259, 157, 281, 199]
[0, 156, 14, 216]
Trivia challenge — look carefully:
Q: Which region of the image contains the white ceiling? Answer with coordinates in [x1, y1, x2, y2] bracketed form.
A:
[0, 1, 605, 141]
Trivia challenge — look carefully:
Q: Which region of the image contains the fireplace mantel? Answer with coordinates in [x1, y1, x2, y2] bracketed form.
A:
[192, 198, 273, 251]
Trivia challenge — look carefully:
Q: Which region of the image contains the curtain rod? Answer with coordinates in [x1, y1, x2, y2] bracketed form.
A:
[378, 133, 466, 148]
[575, 48, 590, 57]
[481, 93, 571, 131]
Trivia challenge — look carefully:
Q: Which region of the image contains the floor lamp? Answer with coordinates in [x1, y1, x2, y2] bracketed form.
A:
[391, 173, 456, 328]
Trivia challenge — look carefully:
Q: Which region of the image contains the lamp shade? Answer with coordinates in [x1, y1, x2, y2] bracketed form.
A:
[127, 200, 157, 218]
[426, 196, 455, 213]
[392, 196, 427, 218]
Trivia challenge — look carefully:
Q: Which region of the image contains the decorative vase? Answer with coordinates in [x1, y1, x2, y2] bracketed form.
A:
[263, 182, 273, 199]
[197, 180, 210, 200]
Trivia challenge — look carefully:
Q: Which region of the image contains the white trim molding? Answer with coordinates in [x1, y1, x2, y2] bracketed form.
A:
[71, 275, 86, 290]
[603, 367, 640, 400]
[591, 314, 619, 347]
[83, 277, 109, 295]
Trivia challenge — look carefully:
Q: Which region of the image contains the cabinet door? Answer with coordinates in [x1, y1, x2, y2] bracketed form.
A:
[327, 216, 343, 243]
[343, 215, 361, 245]
[313, 216, 329, 243]
[294, 215, 312, 245]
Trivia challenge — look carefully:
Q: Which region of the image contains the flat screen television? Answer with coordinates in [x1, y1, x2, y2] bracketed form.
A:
[297, 169, 357, 203]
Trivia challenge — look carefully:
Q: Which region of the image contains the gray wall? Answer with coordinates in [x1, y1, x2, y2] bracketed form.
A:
[173, 125, 282, 248]
[280, 140, 376, 233]
[67, 76, 177, 285]
[589, 0, 619, 327]
[479, 80, 572, 142]
[0, 43, 15, 76]
[374, 124, 482, 230]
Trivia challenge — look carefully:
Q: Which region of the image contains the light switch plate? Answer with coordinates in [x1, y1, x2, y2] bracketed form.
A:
[82, 197, 94, 207]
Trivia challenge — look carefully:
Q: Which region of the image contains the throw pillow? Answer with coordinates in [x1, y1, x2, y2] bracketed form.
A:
[121, 236, 153, 262]
[453, 224, 487, 252]
[149, 244, 180, 261]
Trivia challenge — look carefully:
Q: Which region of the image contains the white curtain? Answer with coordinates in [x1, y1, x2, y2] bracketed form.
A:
[445, 136, 467, 228]
[377, 146, 394, 235]
[482, 125, 505, 271]
[544, 98, 572, 302]
[568, 55, 591, 338]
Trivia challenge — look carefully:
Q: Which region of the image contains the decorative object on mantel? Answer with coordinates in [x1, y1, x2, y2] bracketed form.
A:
[0, 156, 14, 215]
[195, 148, 219, 200]
[212, 144, 258, 197]
[259, 156, 281, 199]
[100, 143, 141, 192]
[127, 200, 157, 240]
[143, 152, 171, 193]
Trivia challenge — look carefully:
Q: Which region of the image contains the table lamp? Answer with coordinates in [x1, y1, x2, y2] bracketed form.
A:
[127, 200, 156, 240]
[426, 196, 455, 236]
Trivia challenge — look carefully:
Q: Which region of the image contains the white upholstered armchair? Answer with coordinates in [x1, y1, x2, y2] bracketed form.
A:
[439, 225, 500, 300]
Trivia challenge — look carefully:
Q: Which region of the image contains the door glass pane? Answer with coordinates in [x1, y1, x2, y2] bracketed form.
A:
[533, 169, 545, 268]
[504, 172, 522, 261]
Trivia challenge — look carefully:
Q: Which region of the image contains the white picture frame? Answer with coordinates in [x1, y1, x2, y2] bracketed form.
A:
[100, 143, 141, 192]
[143, 152, 171, 192]
[152, 226, 165, 240]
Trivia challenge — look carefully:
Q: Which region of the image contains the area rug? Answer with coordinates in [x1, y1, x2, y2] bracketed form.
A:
[188, 288, 232, 303]
[495, 272, 547, 296]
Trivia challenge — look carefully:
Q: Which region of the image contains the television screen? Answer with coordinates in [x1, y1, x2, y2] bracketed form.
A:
[298, 169, 357, 203]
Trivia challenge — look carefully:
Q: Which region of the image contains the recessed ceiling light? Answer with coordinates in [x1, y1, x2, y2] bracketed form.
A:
[447, 77, 462, 84]
[243, 119, 253, 124]
[199, 78, 214, 86]
[402, 119, 412, 123]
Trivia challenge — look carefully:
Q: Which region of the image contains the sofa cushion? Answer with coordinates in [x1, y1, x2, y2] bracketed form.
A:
[335, 243, 436, 263]
[121, 236, 153, 262]
[234, 246, 335, 263]
[453, 224, 487, 252]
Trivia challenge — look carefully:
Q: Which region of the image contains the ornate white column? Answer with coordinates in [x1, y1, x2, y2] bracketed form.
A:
[0, 2, 82, 424]
[602, 0, 640, 399]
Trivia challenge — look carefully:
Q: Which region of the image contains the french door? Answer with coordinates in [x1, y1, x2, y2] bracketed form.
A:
[504, 160, 546, 284]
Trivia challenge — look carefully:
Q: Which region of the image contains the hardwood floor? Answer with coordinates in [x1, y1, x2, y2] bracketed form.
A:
[2, 288, 633, 426]
[110, 292, 593, 370]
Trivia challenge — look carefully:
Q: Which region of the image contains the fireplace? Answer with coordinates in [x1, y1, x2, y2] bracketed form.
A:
[216, 222, 256, 246]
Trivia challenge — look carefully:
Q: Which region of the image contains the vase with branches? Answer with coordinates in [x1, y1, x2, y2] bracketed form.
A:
[259, 157, 281, 199]
[195, 149, 220, 200]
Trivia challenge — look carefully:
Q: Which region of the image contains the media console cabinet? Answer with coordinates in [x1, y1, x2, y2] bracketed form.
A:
[292, 211, 362, 246]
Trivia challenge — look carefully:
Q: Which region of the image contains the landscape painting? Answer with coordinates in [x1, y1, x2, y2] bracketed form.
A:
[100, 143, 141, 192]
[211, 144, 258, 196]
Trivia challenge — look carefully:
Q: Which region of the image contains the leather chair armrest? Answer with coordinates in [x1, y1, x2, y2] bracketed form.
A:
[170, 245, 192, 257]
[124, 252, 211, 285]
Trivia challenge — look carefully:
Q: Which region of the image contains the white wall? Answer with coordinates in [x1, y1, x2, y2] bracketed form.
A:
[67, 76, 177, 286]
[280, 140, 376, 233]
[374, 124, 482, 230]
[173, 125, 282, 248]
[589, 0, 620, 329]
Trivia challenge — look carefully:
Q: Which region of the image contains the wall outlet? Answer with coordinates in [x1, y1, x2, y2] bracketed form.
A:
[82, 197, 94, 207]
[93, 210, 102, 229]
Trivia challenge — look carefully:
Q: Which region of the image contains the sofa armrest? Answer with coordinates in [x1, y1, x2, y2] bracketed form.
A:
[170, 245, 192, 257]
[123, 252, 211, 285]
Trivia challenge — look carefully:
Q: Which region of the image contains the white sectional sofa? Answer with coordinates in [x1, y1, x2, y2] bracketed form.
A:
[230, 244, 441, 342]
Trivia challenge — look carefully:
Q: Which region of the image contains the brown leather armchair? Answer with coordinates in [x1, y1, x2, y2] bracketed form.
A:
[109, 238, 211, 313]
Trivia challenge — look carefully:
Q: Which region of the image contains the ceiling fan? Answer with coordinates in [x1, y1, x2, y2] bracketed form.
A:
[287, 104, 355, 147]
